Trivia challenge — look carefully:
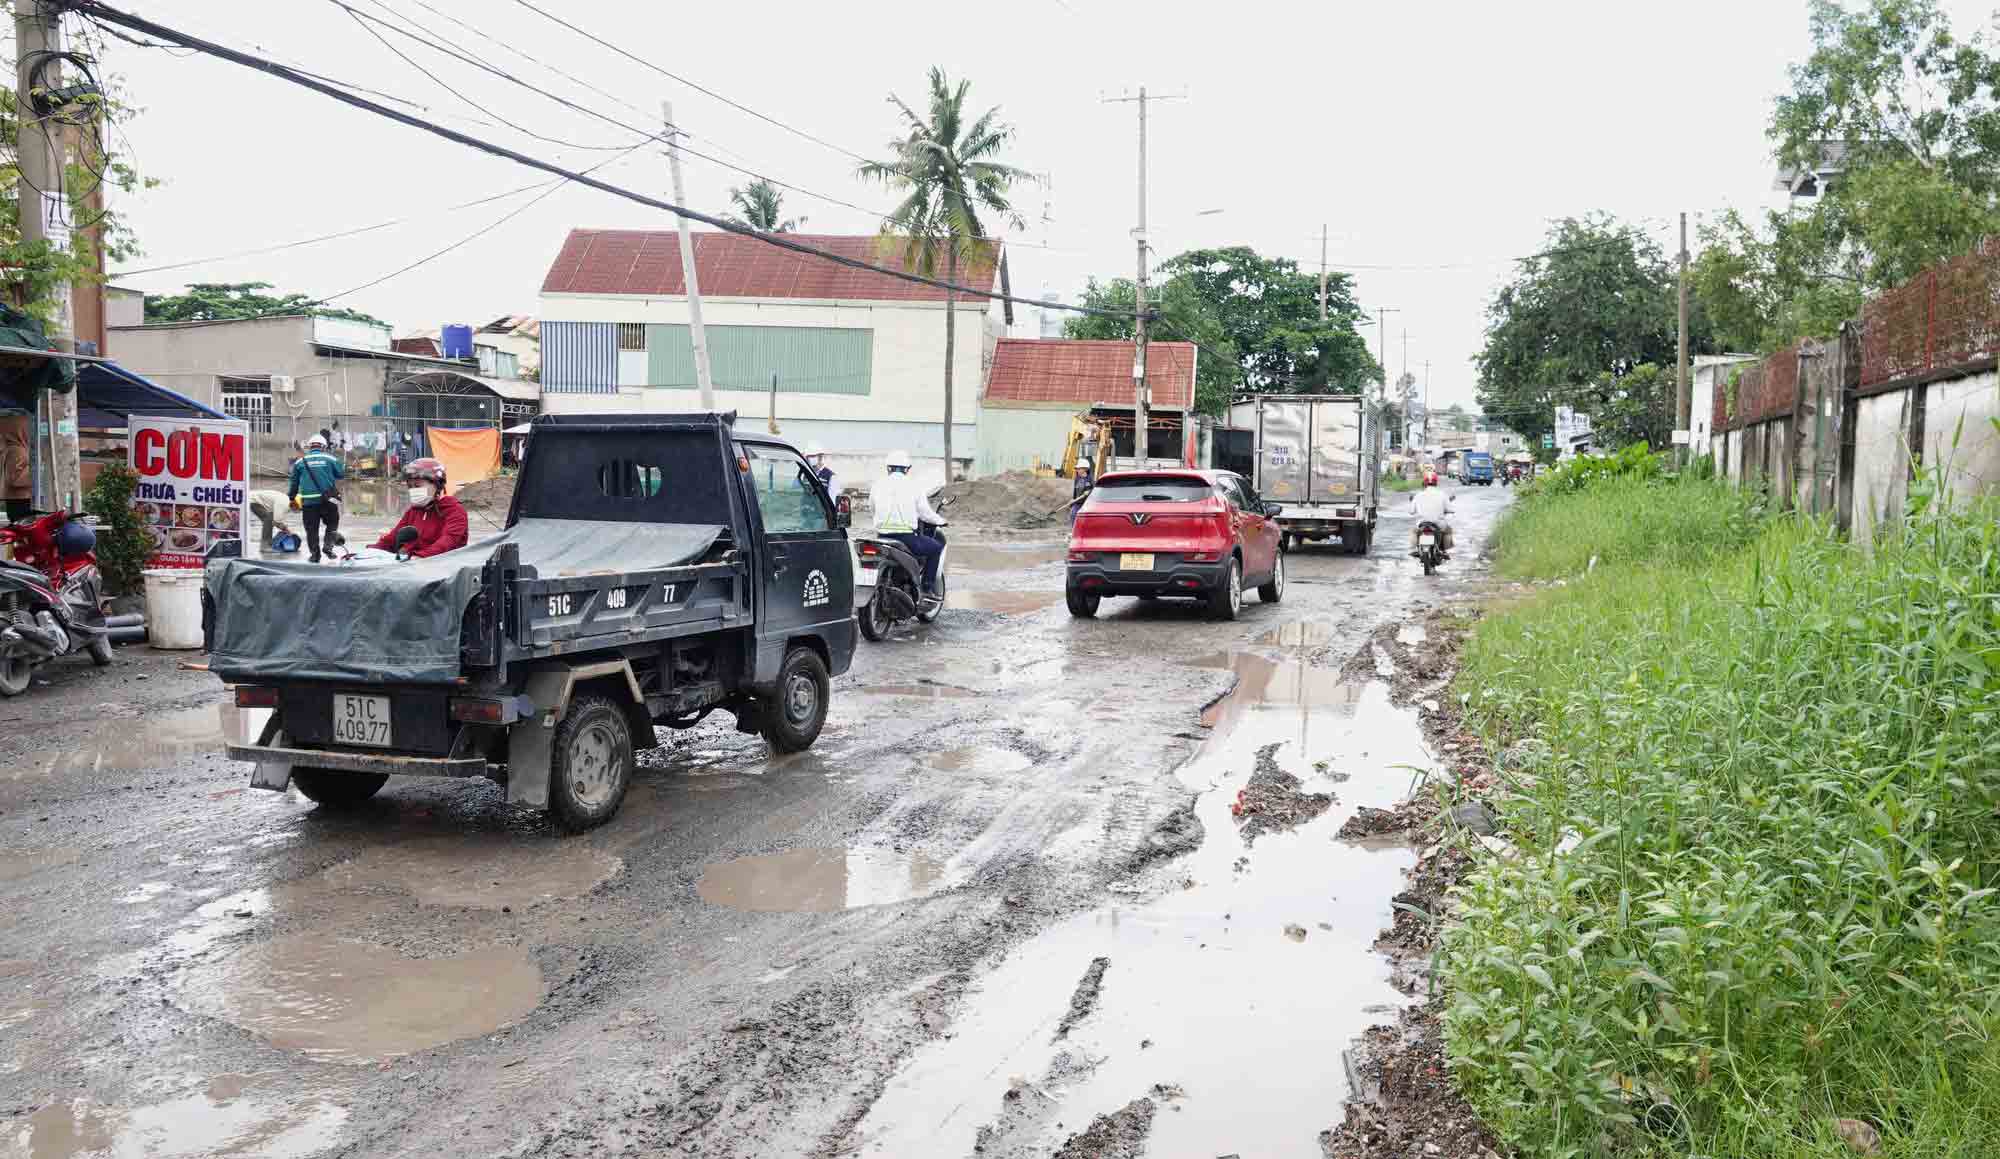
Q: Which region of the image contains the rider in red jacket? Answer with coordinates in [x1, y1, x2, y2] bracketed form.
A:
[374, 457, 469, 558]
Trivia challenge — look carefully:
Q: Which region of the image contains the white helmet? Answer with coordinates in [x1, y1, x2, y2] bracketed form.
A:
[805, 441, 826, 458]
[306, 434, 327, 448]
[885, 449, 912, 470]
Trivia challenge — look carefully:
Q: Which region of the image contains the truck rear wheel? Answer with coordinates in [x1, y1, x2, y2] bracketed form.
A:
[1341, 522, 1365, 554]
[549, 694, 633, 831]
[292, 768, 388, 808]
[762, 646, 829, 753]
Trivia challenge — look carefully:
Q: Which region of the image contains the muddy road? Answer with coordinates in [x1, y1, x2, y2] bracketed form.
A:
[1, 483, 1509, 1159]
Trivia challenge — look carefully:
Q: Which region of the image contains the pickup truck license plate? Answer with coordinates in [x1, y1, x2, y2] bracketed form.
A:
[1418, 533, 1437, 547]
[1118, 553, 1154, 571]
[333, 694, 392, 747]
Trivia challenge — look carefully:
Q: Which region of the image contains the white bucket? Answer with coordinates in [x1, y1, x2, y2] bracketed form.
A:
[143, 568, 205, 650]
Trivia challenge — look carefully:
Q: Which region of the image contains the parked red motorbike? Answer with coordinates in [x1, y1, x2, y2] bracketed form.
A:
[0, 510, 113, 695]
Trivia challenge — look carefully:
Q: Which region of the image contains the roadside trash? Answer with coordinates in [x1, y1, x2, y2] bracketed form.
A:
[1447, 801, 1498, 836]
[1283, 923, 1307, 941]
[1834, 1118, 1882, 1155]
[1476, 834, 1519, 860]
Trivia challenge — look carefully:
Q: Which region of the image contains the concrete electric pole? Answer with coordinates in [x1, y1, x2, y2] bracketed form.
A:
[1675, 211, 1691, 460]
[17, 0, 80, 508]
[1104, 86, 1181, 464]
[1317, 224, 1329, 322]
[663, 100, 716, 410]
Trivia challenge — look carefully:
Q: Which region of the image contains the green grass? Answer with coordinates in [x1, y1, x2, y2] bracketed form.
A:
[1383, 473, 1420, 493]
[1488, 474, 1763, 580]
[1443, 488, 2000, 1158]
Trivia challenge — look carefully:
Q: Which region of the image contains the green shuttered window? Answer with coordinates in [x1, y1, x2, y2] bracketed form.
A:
[644, 324, 872, 395]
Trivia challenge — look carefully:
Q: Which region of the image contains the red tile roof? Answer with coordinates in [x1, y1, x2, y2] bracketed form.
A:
[540, 230, 1000, 303]
[391, 336, 442, 356]
[984, 339, 1197, 411]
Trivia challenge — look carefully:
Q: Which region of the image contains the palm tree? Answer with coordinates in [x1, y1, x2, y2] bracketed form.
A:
[859, 68, 1028, 480]
[726, 179, 803, 232]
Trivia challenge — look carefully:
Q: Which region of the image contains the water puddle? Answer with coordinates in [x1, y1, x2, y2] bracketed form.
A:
[7, 1082, 348, 1158]
[951, 544, 1067, 573]
[855, 663, 1434, 1156]
[182, 933, 542, 1064]
[928, 747, 1034, 775]
[1255, 620, 1340, 648]
[318, 837, 622, 909]
[696, 846, 953, 913]
[946, 590, 1062, 615]
[856, 682, 976, 699]
[24, 702, 270, 779]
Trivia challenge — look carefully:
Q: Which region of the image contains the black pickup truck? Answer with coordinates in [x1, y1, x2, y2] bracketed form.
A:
[205, 413, 855, 831]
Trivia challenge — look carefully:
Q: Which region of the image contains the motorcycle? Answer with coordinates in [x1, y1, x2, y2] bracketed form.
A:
[855, 496, 952, 642]
[1414, 520, 1445, 577]
[326, 526, 419, 568]
[0, 510, 114, 695]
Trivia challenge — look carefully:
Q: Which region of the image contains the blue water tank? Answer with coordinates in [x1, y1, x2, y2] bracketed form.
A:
[441, 323, 474, 359]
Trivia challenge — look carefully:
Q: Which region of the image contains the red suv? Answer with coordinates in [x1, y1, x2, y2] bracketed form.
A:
[1066, 469, 1284, 620]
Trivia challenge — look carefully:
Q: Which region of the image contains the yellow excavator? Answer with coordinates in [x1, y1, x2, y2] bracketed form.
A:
[1058, 413, 1113, 479]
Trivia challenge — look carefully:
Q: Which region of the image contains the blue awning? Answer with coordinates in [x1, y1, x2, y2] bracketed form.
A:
[77, 361, 227, 427]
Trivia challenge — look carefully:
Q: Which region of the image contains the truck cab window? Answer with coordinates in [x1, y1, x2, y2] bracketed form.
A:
[598, 459, 662, 499]
[739, 444, 830, 534]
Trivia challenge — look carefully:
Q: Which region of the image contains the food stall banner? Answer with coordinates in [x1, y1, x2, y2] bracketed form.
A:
[127, 415, 249, 568]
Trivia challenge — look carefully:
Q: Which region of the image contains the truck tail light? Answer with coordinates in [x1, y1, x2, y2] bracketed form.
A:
[234, 686, 278, 708]
[449, 696, 511, 724]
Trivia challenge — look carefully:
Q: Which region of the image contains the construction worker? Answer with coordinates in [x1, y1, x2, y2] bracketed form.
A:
[288, 433, 346, 563]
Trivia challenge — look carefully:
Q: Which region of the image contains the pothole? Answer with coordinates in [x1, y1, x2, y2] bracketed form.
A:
[947, 591, 1062, 614]
[927, 747, 1034, 775]
[857, 683, 977, 699]
[695, 846, 955, 912]
[182, 934, 543, 1064]
[9, 1083, 349, 1159]
[318, 837, 622, 909]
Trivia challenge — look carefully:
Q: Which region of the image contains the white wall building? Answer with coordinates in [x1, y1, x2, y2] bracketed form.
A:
[537, 230, 1006, 473]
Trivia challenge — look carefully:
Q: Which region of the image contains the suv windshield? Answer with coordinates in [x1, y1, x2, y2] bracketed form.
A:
[1091, 476, 1212, 503]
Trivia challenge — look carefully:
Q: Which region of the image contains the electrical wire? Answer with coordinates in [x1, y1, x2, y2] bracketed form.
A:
[114, 180, 566, 278]
[66, 0, 1142, 319]
[397, 0, 648, 118]
[331, 0, 639, 152]
[506, 0, 871, 165]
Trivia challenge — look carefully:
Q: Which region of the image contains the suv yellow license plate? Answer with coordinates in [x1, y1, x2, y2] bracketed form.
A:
[1119, 553, 1155, 571]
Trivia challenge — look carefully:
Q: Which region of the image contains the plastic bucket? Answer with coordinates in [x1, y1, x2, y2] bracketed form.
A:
[143, 569, 205, 650]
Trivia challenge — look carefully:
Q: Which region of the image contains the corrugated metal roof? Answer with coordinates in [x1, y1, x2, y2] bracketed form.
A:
[984, 339, 1197, 411]
[540, 230, 1000, 303]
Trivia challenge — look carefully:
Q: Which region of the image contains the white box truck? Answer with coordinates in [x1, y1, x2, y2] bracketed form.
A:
[1225, 394, 1380, 553]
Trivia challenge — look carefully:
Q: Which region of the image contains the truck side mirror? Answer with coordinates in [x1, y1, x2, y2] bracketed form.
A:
[1262, 501, 1283, 518]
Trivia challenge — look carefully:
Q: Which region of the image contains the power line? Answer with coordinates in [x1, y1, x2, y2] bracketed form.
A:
[506, 0, 872, 165]
[397, 0, 648, 118]
[67, 0, 1138, 320]
[114, 180, 564, 278]
[331, 0, 644, 151]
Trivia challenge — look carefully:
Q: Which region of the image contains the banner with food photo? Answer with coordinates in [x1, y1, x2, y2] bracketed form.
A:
[127, 415, 250, 568]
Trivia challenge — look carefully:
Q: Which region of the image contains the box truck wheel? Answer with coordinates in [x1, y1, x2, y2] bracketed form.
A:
[762, 646, 830, 753]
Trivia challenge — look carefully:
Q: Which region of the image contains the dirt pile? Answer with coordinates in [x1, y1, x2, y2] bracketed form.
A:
[1052, 1097, 1156, 1159]
[941, 471, 1074, 529]
[1233, 742, 1334, 843]
[454, 474, 515, 513]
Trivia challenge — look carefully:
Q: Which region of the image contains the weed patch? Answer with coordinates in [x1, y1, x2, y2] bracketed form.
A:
[1443, 497, 2000, 1157]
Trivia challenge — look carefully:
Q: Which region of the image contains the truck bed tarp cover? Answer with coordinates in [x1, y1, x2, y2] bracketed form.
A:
[205, 518, 726, 684]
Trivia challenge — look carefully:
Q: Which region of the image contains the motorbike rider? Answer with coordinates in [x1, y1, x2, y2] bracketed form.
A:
[287, 433, 346, 563]
[870, 450, 946, 594]
[371, 458, 468, 559]
[1408, 470, 1455, 561]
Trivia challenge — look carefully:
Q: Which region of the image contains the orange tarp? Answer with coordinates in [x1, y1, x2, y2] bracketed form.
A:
[424, 426, 500, 495]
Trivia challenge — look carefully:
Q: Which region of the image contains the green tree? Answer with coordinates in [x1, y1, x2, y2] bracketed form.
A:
[1154, 247, 1376, 392]
[1475, 215, 1694, 446]
[859, 68, 1029, 480]
[143, 282, 385, 326]
[1441, 402, 1474, 433]
[1707, 0, 2000, 351]
[1062, 276, 1241, 416]
[724, 179, 804, 232]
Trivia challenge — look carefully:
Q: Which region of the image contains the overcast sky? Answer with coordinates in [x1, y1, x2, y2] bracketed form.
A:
[91, 0, 1998, 412]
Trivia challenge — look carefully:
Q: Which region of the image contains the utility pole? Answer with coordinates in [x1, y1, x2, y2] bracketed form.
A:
[1317, 224, 1329, 322]
[1675, 210, 1691, 460]
[1375, 307, 1398, 396]
[663, 100, 715, 410]
[1104, 86, 1181, 464]
[1422, 361, 1432, 446]
[17, 0, 79, 509]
